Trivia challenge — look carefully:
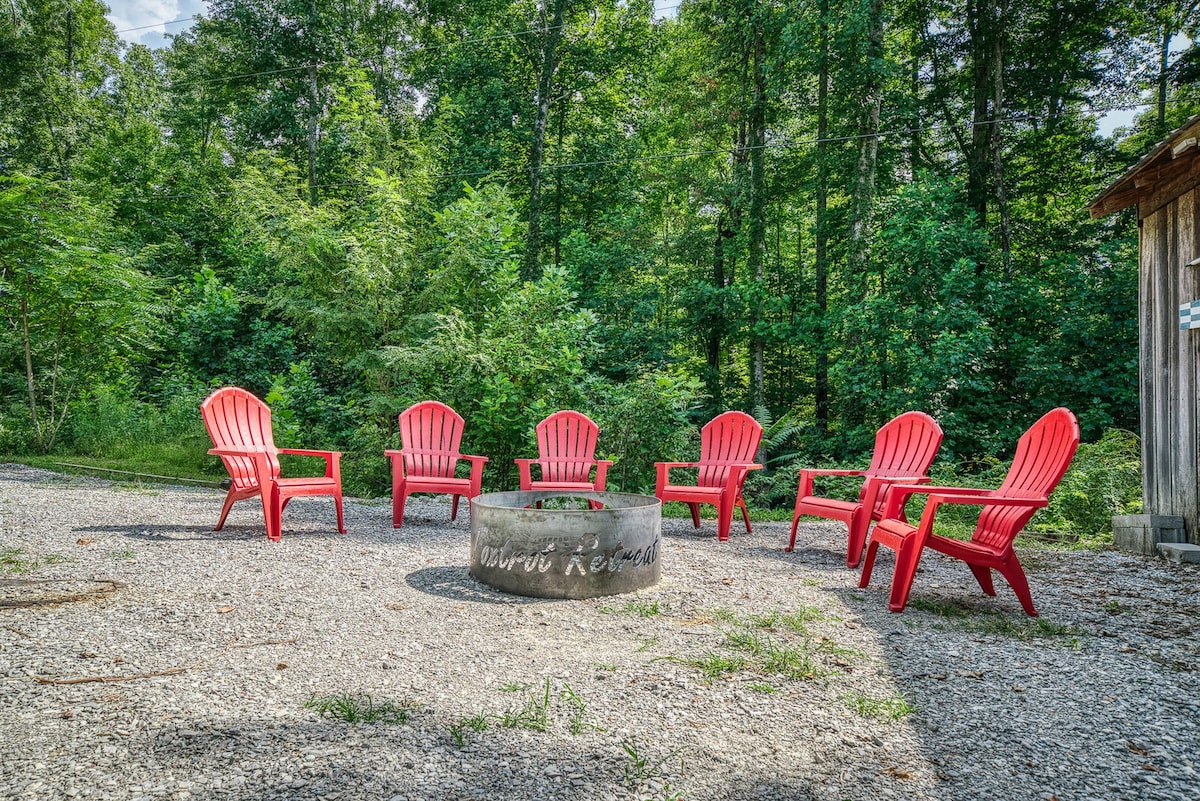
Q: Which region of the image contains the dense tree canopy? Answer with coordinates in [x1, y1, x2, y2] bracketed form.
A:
[0, 0, 1194, 498]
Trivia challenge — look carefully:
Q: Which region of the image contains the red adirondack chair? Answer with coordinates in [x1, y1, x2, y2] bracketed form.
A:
[859, 407, 1080, 615]
[201, 386, 346, 542]
[385, 401, 488, 529]
[515, 410, 612, 503]
[787, 411, 943, 567]
[655, 411, 763, 542]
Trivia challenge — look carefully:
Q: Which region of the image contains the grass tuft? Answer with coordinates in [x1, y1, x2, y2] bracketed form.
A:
[843, 690, 916, 721]
[305, 692, 417, 724]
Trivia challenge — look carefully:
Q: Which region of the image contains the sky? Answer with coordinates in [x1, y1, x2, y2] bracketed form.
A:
[104, 0, 209, 49]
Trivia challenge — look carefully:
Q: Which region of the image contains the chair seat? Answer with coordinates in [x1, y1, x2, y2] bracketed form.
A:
[275, 476, 339, 491]
[527, 480, 599, 493]
[403, 476, 473, 494]
[794, 495, 858, 523]
[659, 484, 724, 503]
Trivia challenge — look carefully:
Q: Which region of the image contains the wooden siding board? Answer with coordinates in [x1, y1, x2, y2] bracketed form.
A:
[1185, 189, 1200, 542]
[1142, 209, 1167, 517]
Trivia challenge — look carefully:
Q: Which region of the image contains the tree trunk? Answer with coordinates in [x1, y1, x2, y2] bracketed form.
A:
[814, 0, 831, 439]
[1158, 22, 1171, 135]
[749, 23, 767, 412]
[307, 64, 320, 207]
[524, 0, 567, 281]
[707, 214, 727, 411]
[967, 0, 991, 226]
[990, 0, 1011, 269]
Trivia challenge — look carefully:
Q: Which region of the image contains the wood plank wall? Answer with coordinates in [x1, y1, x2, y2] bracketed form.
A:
[1141, 185, 1200, 543]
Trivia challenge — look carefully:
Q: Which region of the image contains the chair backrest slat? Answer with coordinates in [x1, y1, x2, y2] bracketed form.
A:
[863, 411, 944, 511]
[201, 387, 281, 490]
[536, 410, 599, 482]
[974, 407, 1080, 551]
[399, 401, 465, 479]
[697, 411, 763, 488]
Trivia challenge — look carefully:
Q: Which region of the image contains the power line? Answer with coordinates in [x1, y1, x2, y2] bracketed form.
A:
[114, 16, 197, 35]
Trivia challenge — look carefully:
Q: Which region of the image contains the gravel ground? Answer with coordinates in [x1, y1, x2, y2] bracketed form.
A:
[1, 463, 1198, 801]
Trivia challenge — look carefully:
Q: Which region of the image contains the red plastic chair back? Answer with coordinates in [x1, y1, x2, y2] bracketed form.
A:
[697, 411, 763, 489]
[863, 411, 944, 513]
[536, 410, 600, 483]
[974, 407, 1080, 551]
[398, 401, 467, 479]
[201, 387, 280, 489]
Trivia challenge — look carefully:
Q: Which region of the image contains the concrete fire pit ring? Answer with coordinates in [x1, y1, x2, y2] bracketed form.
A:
[469, 490, 662, 599]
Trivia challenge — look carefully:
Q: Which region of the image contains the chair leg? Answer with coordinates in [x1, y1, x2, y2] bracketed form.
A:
[214, 488, 238, 531]
[845, 505, 867, 569]
[451, 494, 460, 521]
[787, 514, 801, 553]
[968, 564, 996, 596]
[858, 540, 880, 588]
[334, 492, 346, 534]
[717, 495, 733, 542]
[392, 489, 407, 529]
[995, 555, 1038, 617]
[738, 497, 752, 534]
[887, 534, 925, 613]
[265, 485, 283, 543]
[688, 503, 701, 529]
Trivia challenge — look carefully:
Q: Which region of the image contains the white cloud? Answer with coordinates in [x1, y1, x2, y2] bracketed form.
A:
[105, 0, 210, 47]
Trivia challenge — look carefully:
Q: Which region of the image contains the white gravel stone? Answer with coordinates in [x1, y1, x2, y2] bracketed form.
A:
[1, 464, 1198, 800]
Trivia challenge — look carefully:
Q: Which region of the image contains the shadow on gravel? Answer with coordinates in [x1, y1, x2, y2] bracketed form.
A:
[72, 523, 350, 543]
[140, 712, 834, 801]
[404, 565, 545, 606]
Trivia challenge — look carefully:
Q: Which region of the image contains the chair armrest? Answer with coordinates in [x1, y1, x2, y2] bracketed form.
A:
[797, 468, 863, 498]
[208, 447, 275, 485]
[881, 484, 995, 519]
[278, 448, 341, 480]
[514, 457, 536, 488]
[654, 462, 697, 497]
[594, 460, 614, 492]
[279, 448, 341, 458]
[725, 463, 762, 495]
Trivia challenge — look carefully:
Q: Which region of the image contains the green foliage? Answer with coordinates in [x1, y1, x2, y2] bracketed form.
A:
[1033, 429, 1142, 543]
[0, 175, 162, 452]
[0, 0, 1158, 512]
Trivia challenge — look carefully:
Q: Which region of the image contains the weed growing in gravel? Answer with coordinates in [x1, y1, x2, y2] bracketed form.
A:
[749, 682, 777, 693]
[907, 599, 1087, 644]
[304, 692, 416, 724]
[593, 661, 617, 672]
[746, 607, 825, 633]
[706, 606, 740, 624]
[635, 636, 660, 652]
[843, 691, 915, 721]
[906, 598, 970, 617]
[679, 650, 751, 679]
[111, 547, 135, 560]
[499, 681, 532, 693]
[0, 547, 70, 573]
[620, 738, 687, 789]
[623, 598, 666, 617]
[500, 678, 551, 731]
[448, 713, 490, 746]
[560, 682, 602, 734]
[964, 616, 1087, 644]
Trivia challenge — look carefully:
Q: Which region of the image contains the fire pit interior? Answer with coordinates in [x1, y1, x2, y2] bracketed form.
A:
[469, 490, 661, 599]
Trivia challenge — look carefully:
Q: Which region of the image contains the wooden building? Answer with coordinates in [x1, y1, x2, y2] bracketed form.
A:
[1091, 112, 1200, 555]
